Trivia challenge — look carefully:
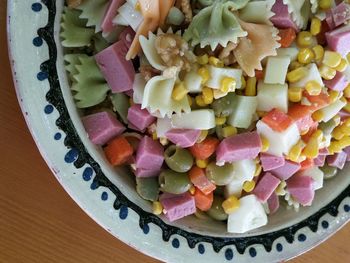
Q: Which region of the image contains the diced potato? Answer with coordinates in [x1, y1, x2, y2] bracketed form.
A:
[171, 109, 216, 130]
[206, 66, 243, 90]
[257, 81, 288, 113]
[264, 56, 291, 85]
[227, 95, 258, 128]
[232, 159, 256, 182]
[276, 47, 299, 61]
[184, 71, 203, 93]
[320, 99, 347, 122]
[224, 180, 243, 198]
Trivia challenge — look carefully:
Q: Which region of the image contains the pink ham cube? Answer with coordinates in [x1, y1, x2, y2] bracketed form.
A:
[327, 151, 347, 169]
[326, 24, 350, 56]
[314, 154, 326, 167]
[343, 146, 350, 161]
[270, 160, 301, 180]
[160, 192, 196, 222]
[270, 0, 298, 31]
[119, 26, 135, 49]
[165, 129, 201, 148]
[286, 175, 315, 206]
[101, 0, 124, 34]
[260, 153, 285, 171]
[95, 40, 135, 93]
[127, 104, 156, 131]
[82, 111, 125, 145]
[136, 136, 164, 171]
[324, 72, 349, 92]
[326, 3, 350, 29]
[135, 168, 161, 178]
[216, 131, 262, 163]
[253, 172, 281, 202]
[267, 192, 280, 215]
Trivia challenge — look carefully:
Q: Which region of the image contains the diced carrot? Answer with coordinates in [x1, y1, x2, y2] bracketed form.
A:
[299, 158, 314, 171]
[189, 166, 216, 195]
[255, 70, 264, 80]
[104, 136, 134, 166]
[303, 91, 331, 111]
[189, 137, 220, 160]
[262, 108, 294, 132]
[278, 28, 296, 48]
[194, 188, 214, 211]
[301, 121, 318, 143]
[288, 104, 314, 133]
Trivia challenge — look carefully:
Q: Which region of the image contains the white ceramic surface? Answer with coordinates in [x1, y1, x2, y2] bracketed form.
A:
[7, 1, 350, 262]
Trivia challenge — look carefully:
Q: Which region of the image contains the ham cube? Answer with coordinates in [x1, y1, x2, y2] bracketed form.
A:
[101, 0, 124, 34]
[267, 192, 280, 215]
[136, 136, 164, 171]
[326, 24, 350, 56]
[324, 72, 349, 92]
[82, 111, 125, 145]
[260, 153, 285, 171]
[327, 151, 347, 169]
[253, 172, 281, 202]
[95, 40, 135, 93]
[216, 132, 262, 164]
[127, 104, 156, 131]
[343, 146, 350, 161]
[314, 154, 326, 167]
[270, 0, 298, 31]
[160, 192, 196, 222]
[119, 26, 135, 49]
[135, 168, 161, 178]
[298, 167, 324, 190]
[165, 129, 201, 148]
[286, 175, 315, 206]
[326, 3, 350, 29]
[270, 160, 301, 180]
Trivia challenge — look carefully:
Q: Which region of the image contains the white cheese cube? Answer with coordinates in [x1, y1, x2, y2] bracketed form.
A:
[228, 96, 258, 128]
[156, 117, 172, 138]
[184, 71, 202, 93]
[256, 120, 300, 156]
[276, 47, 299, 61]
[206, 66, 243, 90]
[224, 180, 243, 198]
[132, 73, 146, 104]
[232, 159, 256, 182]
[299, 167, 324, 190]
[320, 99, 347, 122]
[257, 81, 288, 113]
[171, 110, 216, 130]
[264, 56, 290, 84]
[291, 63, 323, 88]
[227, 195, 268, 233]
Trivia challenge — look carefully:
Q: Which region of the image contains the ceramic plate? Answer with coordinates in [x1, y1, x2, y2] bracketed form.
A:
[7, 1, 350, 262]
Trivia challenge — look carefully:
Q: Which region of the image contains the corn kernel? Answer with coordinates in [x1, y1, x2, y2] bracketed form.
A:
[287, 67, 308, 83]
[215, 116, 227, 125]
[243, 180, 256, 193]
[288, 87, 302, 102]
[198, 67, 210, 84]
[312, 45, 325, 61]
[221, 77, 236, 93]
[339, 136, 350, 148]
[241, 76, 246, 89]
[319, 64, 337, 80]
[134, 1, 141, 11]
[319, 0, 332, 9]
[222, 126, 237, 138]
[189, 185, 196, 195]
[332, 126, 345, 140]
[152, 201, 163, 215]
[344, 84, 350, 98]
[297, 31, 313, 47]
[202, 87, 214, 104]
[275, 181, 287, 196]
[152, 132, 158, 140]
[323, 51, 342, 68]
[187, 95, 193, 107]
[289, 61, 303, 70]
[196, 159, 209, 168]
[260, 136, 270, 152]
[257, 111, 267, 117]
[303, 130, 323, 158]
[244, 77, 257, 96]
[209, 56, 224, 67]
[328, 141, 342, 154]
[312, 110, 325, 122]
[329, 90, 340, 103]
[195, 95, 206, 107]
[172, 82, 188, 101]
[288, 140, 305, 162]
[311, 18, 322, 35]
[298, 48, 315, 64]
[305, 80, 322, 96]
[222, 196, 240, 214]
[254, 164, 262, 177]
[335, 58, 348, 72]
[343, 102, 350, 113]
[197, 130, 208, 143]
[197, 54, 209, 65]
[333, 115, 341, 126]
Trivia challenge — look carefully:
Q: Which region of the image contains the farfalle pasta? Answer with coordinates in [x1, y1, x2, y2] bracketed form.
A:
[61, 0, 350, 234]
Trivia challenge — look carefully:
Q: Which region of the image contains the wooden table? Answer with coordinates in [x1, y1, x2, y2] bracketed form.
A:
[1, 2, 349, 263]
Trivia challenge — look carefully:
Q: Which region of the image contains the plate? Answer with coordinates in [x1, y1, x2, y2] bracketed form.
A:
[7, 1, 350, 262]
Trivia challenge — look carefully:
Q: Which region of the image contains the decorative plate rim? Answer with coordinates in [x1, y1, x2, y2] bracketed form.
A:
[7, 1, 350, 262]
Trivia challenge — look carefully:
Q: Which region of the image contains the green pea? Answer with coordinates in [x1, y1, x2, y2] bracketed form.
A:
[320, 165, 338, 179]
[164, 145, 194, 173]
[206, 162, 235, 186]
[212, 93, 236, 117]
[136, 177, 159, 202]
[167, 7, 185, 26]
[206, 195, 228, 221]
[318, 118, 337, 135]
[159, 170, 191, 194]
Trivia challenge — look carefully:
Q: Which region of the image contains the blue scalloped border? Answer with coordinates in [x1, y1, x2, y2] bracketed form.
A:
[33, 0, 350, 260]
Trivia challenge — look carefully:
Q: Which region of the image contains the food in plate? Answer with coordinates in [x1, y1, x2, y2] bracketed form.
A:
[61, 0, 350, 233]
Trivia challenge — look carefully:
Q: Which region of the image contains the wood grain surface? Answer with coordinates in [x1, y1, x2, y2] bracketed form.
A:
[1, 2, 349, 262]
